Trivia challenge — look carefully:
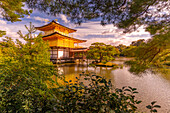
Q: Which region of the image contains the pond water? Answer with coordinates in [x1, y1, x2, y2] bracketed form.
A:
[56, 58, 170, 113]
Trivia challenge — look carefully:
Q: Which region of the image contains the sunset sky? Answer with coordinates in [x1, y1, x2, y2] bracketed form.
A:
[0, 9, 151, 47]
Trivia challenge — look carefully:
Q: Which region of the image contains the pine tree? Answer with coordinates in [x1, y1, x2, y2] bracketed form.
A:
[0, 23, 57, 112]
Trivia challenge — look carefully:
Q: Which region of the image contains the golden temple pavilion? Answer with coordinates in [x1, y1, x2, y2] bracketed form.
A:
[35, 20, 87, 63]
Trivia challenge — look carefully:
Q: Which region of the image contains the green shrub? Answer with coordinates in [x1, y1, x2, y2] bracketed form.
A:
[0, 23, 56, 112]
[53, 73, 142, 112]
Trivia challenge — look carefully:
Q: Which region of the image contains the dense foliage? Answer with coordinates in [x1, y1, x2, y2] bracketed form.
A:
[0, 30, 6, 37]
[121, 46, 137, 57]
[0, 0, 32, 22]
[53, 73, 143, 112]
[0, 23, 56, 112]
[116, 39, 146, 57]
[87, 42, 119, 62]
[125, 23, 170, 74]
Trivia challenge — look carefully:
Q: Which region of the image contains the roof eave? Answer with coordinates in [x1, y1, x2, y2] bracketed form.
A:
[42, 32, 86, 43]
[35, 20, 77, 32]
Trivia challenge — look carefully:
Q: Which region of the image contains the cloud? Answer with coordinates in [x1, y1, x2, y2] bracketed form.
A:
[71, 21, 151, 46]
[73, 21, 124, 40]
[0, 25, 19, 41]
[102, 29, 115, 34]
[0, 19, 7, 24]
[127, 34, 150, 38]
[120, 38, 125, 40]
[27, 15, 31, 18]
[102, 27, 123, 34]
[80, 37, 130, 47]
[60, 14, 69, 23]
[85, 34, 116, 39]
[33, 16, 49, 23]
[0, 20, 32, 42]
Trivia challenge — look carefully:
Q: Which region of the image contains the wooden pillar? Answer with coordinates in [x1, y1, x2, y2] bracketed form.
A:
[56, 47, 58, 63]
[68, 48, 69, 59]
[57, 47, 58, 59]
[63, 48, 65, 58]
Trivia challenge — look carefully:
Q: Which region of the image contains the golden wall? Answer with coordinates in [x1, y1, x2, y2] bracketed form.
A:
[47, 39, 58, 47]
[47, 38, 75, 48]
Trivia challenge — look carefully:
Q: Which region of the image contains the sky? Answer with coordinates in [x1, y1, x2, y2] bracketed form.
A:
[0, 9, 151, 47]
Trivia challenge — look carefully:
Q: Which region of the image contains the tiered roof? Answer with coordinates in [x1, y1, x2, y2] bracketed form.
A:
[42, 32, 86, 43]
[35, 20, 86, 43]
[35, 20, 77, 33]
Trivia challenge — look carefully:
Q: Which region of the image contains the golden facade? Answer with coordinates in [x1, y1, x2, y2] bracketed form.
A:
[35, 20, 87, 61]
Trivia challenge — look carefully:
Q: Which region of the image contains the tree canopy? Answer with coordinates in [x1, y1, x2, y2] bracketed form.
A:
[0, 23, 57, 112]
[87, 42, 119, 62]
[0, 30, 6, 37]
[130, 39, 145, 47]
[125, 28, 170, 74]
[135, 28, 170, 66]
[0, 0, 32, 22]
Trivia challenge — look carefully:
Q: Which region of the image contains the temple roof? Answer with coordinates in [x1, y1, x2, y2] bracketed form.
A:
[42, 32, 86, 43]
[35, 20, 77, 33]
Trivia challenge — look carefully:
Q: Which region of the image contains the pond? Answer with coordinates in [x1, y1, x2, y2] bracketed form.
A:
[56, 58, 170, 113]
